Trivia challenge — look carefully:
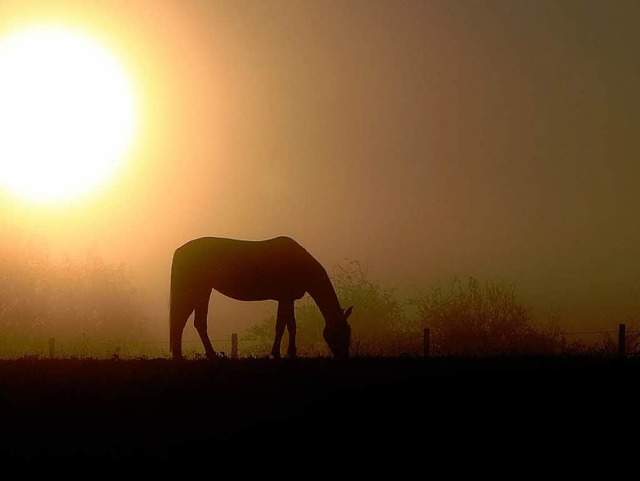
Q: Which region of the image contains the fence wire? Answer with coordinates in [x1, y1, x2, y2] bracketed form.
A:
[1, 325, 638, 359]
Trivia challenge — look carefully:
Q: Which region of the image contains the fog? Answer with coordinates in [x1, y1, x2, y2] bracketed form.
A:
[1, 0, 639, 340]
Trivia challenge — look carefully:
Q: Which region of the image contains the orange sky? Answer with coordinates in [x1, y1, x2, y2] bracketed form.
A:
[1, 0, 639, 336]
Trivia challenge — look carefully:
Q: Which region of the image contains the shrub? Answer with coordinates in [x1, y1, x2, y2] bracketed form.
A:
[407, 277, 563, 356]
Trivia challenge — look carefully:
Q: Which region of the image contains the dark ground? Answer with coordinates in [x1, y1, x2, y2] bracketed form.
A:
[0, 356, 638, 467]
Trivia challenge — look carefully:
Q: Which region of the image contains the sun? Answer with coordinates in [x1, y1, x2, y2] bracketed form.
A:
[0, 25, 138, 203]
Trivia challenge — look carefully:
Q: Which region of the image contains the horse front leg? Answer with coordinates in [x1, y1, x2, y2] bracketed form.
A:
[271, 312, 285, 360]
[285, 314, 297, 359]
[279, 300, 297, 359]
[194, 291, 217, 359]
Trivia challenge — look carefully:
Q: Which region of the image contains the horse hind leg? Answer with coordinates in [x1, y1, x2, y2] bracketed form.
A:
[170, 302, 193, 360]
[272, 300, 296, 359]
[194, 290, 217, 359]
[271, 302, 287, 359]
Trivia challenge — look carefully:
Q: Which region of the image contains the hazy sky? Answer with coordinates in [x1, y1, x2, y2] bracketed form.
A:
[1, 0, 639, 334]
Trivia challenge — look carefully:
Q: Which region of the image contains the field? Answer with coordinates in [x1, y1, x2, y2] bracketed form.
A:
[1, 355, 638, 465]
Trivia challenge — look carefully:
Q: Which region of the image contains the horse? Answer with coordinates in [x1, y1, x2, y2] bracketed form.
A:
[169, 236, 353, 360]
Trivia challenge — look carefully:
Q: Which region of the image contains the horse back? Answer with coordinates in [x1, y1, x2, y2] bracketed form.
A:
[171, 236, 322, 301]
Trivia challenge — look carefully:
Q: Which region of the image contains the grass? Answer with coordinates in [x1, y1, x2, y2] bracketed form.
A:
[0, 354, 636, 464]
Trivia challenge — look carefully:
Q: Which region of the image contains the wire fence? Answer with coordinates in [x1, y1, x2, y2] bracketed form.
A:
[350, 325, 640, 358]
[0, 323, 637, 360]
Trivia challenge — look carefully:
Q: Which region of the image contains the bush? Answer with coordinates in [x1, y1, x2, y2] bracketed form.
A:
[407, 277, 564, 356]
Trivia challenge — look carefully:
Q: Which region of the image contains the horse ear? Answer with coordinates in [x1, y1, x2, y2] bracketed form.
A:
[343, 306, 353, 319]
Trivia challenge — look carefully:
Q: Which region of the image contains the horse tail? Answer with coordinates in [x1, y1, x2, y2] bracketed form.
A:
[168, 250, 180, 355]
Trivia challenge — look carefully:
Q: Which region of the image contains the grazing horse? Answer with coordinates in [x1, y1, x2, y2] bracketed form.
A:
[169, 236, 353, 360]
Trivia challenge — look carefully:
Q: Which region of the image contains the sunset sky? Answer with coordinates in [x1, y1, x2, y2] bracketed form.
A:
[1, 0, 638, 337]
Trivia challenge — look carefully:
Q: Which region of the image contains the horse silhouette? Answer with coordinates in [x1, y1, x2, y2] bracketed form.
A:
[169, 236, 353, 360]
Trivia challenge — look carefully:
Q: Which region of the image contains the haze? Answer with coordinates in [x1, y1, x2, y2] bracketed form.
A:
[1, 0, 638, 340]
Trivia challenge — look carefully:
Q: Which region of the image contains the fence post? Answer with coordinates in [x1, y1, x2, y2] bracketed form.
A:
[49, 337, 55, 359]
[423, 328, 430, 358]
[231, 333, 238, 359]
[618, 323, 626, 359]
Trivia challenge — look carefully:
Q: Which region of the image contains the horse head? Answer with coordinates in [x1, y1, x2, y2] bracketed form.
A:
[323, 306, 353, 359]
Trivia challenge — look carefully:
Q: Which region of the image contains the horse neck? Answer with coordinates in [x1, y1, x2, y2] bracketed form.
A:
[307, 267, 343, 326]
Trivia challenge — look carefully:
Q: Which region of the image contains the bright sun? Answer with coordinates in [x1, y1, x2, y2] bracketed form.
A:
[0, 25, 138, 203]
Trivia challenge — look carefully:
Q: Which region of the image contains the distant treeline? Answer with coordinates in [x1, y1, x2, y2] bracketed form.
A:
[0, 237, 150, 357]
